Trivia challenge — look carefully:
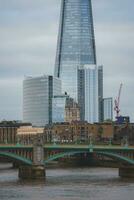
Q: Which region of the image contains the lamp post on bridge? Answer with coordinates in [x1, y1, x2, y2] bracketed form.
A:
[16, 137, 21, 146]
[4, 139, 8, 145]
[124, 136, 129, 148]
[121, 136, 129, 148]
[89, 133, 94, 153]
[109, 137, 112, 146]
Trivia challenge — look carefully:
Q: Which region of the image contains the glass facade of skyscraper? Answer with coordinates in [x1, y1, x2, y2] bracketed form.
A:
[84, 66, 98, 123]
[52, 95, 68, 123]
[55, 0, 96, 101]
[78, 65, 98, 123]
[98, 66, 103, 122]
[103, 98, 113, 121]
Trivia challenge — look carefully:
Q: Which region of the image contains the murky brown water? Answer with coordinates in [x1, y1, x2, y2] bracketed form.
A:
[0, 164, 134, 200]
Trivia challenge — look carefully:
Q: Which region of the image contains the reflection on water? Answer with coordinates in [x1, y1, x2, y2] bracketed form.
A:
[0, 163, 134, 200]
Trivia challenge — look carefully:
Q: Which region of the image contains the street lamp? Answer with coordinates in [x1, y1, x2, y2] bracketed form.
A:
[124, 136, 129, 148]
[109, 137, 112, 146]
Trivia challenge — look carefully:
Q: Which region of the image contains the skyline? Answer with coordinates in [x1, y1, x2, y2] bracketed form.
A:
[0, 0, 134, 121]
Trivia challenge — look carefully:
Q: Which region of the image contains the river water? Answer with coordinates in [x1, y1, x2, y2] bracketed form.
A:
[0, 164, 134, 200]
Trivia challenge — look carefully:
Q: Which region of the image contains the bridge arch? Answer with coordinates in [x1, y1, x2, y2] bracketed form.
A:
[44, 151, 86, 164]
[0, 151, 32, 165]
[96, 151, 134, 165]
[44, 150, 134, 165]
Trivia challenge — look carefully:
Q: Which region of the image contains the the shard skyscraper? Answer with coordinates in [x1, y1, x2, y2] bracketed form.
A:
[55, 0, 96, 101]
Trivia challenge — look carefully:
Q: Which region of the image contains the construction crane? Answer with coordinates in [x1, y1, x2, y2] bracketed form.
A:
[114, 83, 123, 118]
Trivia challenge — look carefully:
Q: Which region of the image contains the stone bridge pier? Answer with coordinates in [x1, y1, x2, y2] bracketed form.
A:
[119, 166, 134, 178]
[19, 136, 46, 180]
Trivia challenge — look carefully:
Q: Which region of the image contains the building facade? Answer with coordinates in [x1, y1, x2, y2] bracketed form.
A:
[0, 121, 31, 144]
[52, 95, 80, 123]
[55, 0, 97, 101]
[17, 126, 45, 145]
[65, 97, 80, 123]
[78, 65, 99, 123]
[77, 66, 85, 121]
[44, 122, 114, 144]
[23, 75, 61, 127]
[98, 66, 103, 122]
[103, 98, 113, 121]
[52, 95, 69, 123]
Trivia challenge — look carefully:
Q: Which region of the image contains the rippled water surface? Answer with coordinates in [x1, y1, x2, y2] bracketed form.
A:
[0, 164, 134, 200]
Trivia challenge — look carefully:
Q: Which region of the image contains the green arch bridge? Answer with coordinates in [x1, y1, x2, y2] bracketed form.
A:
[0, 144, 134, 165]
[0, 144, 134, 179]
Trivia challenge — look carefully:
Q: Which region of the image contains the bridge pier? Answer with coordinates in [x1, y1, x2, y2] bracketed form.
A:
[19, 135, 46, 180]
[19, 165, 46, 180]
[119, 166, 134, 178]
[12, 162, 20, 169]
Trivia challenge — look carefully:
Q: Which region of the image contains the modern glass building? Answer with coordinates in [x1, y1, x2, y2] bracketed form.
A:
[23, 75, 61, 127]
[98, 66, 103, 122]
[103, 98, 113, 121]
[77, 66, 85, 121]
[55, 0, 96, 101]
[78, 65, 98, 123]
[52, 95, 69, 123]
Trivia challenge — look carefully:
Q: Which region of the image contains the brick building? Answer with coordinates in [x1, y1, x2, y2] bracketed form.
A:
[113, 123, 134, 144]
[0, 121, 31, 144]
[44, 122, 114, 144]
[16, 122, 134, 145]
[65, 98, 80, 123]
[17, 126, 45, 145]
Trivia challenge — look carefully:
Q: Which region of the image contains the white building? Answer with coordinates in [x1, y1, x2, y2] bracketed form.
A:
[23, 75, 61, 127]
[78, 65, 99, 123]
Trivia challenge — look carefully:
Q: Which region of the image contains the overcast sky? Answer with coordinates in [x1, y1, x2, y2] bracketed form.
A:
[0, 0, 134, 121]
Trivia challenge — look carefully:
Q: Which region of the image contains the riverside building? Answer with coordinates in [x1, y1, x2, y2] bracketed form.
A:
[0, 121, 31, 144]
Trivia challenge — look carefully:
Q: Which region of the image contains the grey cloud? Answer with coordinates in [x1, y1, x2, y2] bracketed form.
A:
[93, 0, 134, 23]
[0, 78, 22, 120]
[0, 0, 60, 11]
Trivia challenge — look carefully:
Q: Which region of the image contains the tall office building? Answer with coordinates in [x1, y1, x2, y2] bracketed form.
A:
[77, 66, 85, 121]
[98, 66, 103, 122]
[78, 65, 99, 123]
[23, 75, 61, 127]
[55, 0, 96, 101]
[103, 98, 113, 121]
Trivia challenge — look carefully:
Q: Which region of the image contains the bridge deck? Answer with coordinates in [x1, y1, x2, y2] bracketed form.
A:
[0, 144, 134, 152]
